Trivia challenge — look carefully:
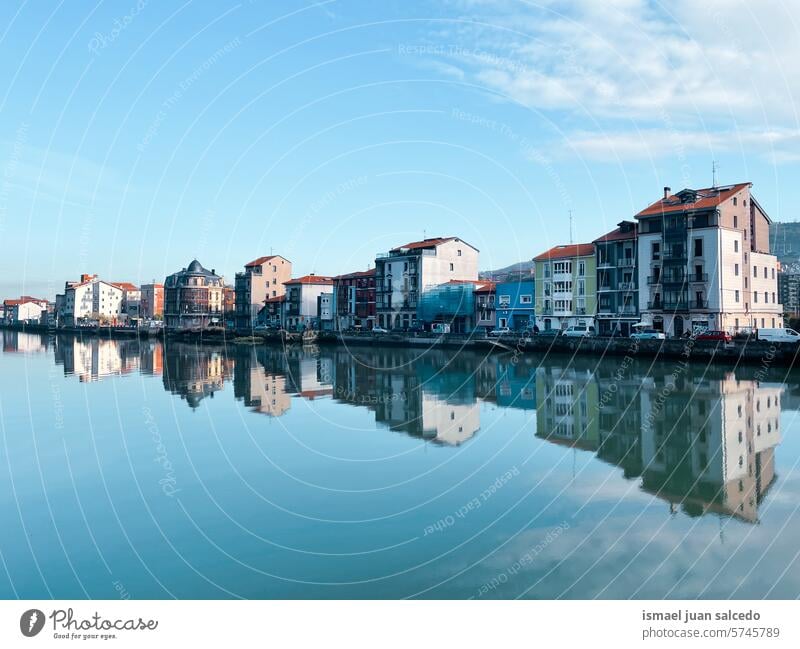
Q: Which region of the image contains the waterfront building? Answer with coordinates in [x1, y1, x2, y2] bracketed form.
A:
[2, 296, 49, 325]
[495, 279, 535, 331]
[417, 279, 483, 333]
[258, 295, 285, 328]
[594, 220, 639, 337]
[283, 274, 334, 331]
[535, 364, 600, 448]
[778, 269, 800, 316]
[233, 348, 292, 417]
[375, 237, 479, 330]
[474, 281, 496, 334]
[63, 276, 124, 326]
[163, 259, 225, 331]
[318, 292, 335, 331]
[331, 268, 376, 331]
[533, 243, 596, 331]
[111, 282, 141, 322]
[636, 183, 782, 336]
[234, 255, 292, 329]
[140, 283, 164, 319]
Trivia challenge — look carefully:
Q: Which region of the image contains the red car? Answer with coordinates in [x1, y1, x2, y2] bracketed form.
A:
[695, 330, 732, 343]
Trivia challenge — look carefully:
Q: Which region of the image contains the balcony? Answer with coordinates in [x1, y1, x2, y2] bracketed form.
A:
[617, 282, 636, 291]
[689, 273, 709, 283]
[647, 276, 662, 285]
[597, 284, 614, 292]
[540, 307, 554, 315]
[617, 305, 637, 315]
[693, 300, 709, 309]
[618, 257, 635, 268]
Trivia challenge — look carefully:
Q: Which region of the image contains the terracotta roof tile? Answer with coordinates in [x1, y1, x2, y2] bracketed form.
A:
[533, 243, 594, 262]
[636, 183, 751, 218]
[284, 274, 333, 285]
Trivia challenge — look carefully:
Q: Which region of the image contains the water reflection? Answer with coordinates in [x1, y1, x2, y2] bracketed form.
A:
[0, 330, 788, 525]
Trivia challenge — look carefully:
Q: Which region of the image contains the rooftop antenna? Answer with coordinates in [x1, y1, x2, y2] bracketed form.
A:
[712, 160, 718, 188]
[568, 210, 574, 244]
[423, 229, 427, 240]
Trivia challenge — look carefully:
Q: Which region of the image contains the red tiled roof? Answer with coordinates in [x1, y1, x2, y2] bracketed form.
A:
[264, 295, 285, 303]
[110, 282, 139, 292]
[245, 255, 278, 268]
[332, 268, 376, 280]
[392, 237, 455, 251]
[593, 221, 637, 243]
[284, 275, 333, 285]
[636, 183, 751, 217]
[474, 281, 496, 293]
[533, 243, 594, 262]
[4, 296, 47, 306]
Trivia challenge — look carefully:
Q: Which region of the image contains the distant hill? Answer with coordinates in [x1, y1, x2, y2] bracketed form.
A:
[480, 260, 535, 282]
[770, 221, 800, 269]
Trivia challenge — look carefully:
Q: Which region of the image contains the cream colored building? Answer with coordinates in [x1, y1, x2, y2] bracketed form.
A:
[64, 276, 124, 326]
[234, 255, 292, 329]
[636, 183, 782, 336]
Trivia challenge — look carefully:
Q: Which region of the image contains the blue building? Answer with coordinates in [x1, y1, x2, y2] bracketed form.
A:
[495, 280, 535, 331]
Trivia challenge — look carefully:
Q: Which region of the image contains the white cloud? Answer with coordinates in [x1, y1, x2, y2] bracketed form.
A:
[429, 0, 800, 160]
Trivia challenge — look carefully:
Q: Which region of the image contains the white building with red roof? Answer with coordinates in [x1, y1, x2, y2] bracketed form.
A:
[283, 274, 333, 331]
[374, 236, 479, 330]
[63, 276, 124, 326]
[635, 183, 782, 336]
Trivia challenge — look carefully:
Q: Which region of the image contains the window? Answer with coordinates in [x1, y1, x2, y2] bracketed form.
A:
[520, 295, 532, 304]
[544, 282, 551, 296]
[457, 249, 462, 256]
[498, 295, 510, 306]
[544, 263, 551, 278]
[734, 263, 739, 276]
[449, 263, 454, 271]
[694, 238, 703, 256]
[734, 240, 739, 252]
[578, 260, 585, 276]
[652, 242, 661, 260]
[577, 279, 585, 296]
[753, 266, 757, 278]
[764, 267, 768, 278]
[754, 291, 758, 303]
[772, 292, 776, 303]
[735, 290, 740, 303]
[765, 291, 768, 303]
[734, 214, 738, 227]
[733, 197, 738, 206]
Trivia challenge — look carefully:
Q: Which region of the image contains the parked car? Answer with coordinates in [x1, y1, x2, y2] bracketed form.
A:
[756, 328, 800, 343]
[562, 325, 594, 338]
[371, 326, 388, 334]
[537, 328, 562, 338]
[488, 326, 511, 337]
[695, 330, 732, 343]
[630, 328, 666, 340]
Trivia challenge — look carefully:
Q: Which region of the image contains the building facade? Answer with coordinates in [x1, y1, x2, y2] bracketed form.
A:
[111, 282, 141, 322]
[283, 275, 334, 331]
[474, 281, 496, 334]
[533, 244, 596, 331]
[778, 270, 800, 316]
[64, 277, 124, 326]
[332, 268, 376, 331]
[636, 183, 782, 336]
[164, 259, 225, 330]
[2, 297, 48, 325]
[234, 255, 292, 329]
[594, 220, 638, 336]
[375, 237, 479, 330]
[140, 283, 164, 319]
[496, 280, 535, 331]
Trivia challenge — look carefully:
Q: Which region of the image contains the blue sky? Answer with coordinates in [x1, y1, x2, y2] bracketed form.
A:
[2, 0, 799, 298]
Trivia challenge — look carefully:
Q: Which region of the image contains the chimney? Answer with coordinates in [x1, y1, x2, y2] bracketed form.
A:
[663, 186, 671, 200]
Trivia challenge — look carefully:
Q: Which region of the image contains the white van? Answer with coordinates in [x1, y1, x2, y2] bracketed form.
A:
[757, 328, 800, 343]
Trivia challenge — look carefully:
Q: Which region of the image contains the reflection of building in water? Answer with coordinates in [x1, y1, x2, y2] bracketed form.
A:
[535, 363, 783, 524]
[233, 348, 291, 417]
[535, 365, 599, 450]
[494, 358, 536, 410]
[162, 345, 233, 409]
[640, 375, 782, 523]
[1, 331, 48, 353]
[138, 341, 163, 376]
[53, 336, 140, 382]
[420, 394, 480, 445]
[284, 354, 333, 400]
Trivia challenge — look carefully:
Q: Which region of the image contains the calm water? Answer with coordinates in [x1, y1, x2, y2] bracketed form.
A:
[1, 330, 800, 599]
